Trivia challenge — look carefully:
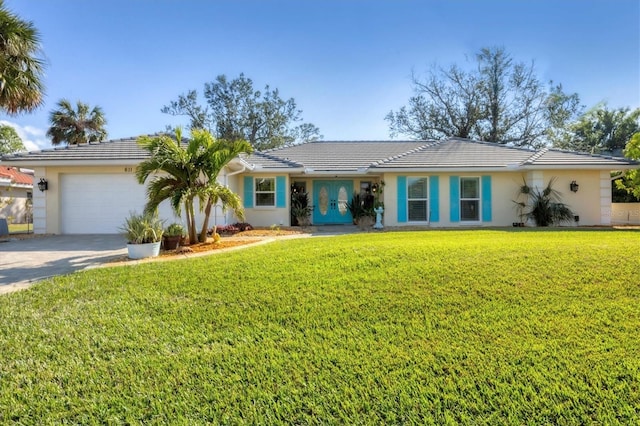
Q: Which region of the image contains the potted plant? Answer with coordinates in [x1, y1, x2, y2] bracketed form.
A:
[347, 194, 374, 229]
[291, 192, 313, 228]
[120, 211, 164, 259]
[163, 223, 185, 250]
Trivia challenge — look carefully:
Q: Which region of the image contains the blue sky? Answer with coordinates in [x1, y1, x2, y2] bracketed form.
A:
[3, 0, 639, 151]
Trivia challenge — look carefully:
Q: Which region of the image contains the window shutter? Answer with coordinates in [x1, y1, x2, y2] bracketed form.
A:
[429, 176, 439, 222]
[482, 175, 492, 222]
[243, 176, 254, 208]
[449, 176, 460, 223]
[397, 176, 407, 222]
[276, 176, 286, 208]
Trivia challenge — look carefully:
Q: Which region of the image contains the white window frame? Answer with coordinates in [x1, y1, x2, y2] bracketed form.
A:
[255, 177, 276, 208]
[460, 176, 480, 222]
[407, 176, 429, 223]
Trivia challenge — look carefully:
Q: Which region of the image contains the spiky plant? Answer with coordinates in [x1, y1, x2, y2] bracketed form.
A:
[526, 178, 574, 226]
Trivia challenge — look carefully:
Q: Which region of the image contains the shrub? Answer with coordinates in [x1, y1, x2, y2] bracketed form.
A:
[120, 211, 164, 244]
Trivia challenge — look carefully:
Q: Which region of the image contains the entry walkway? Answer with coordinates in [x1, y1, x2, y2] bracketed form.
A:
[0, 235, 126, 295]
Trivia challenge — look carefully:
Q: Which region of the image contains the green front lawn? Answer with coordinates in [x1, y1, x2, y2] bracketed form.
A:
[7, 223, 33, 233]
[1, 230, 639, 424]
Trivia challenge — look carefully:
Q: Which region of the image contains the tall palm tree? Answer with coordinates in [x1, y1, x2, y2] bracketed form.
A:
[136, 128, 252, 245]
[193, 129, 252, 242]
[46, 99, 107, 145]
[0, 0, 46, 115]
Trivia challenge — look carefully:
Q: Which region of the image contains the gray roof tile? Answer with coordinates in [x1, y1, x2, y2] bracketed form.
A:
[2, 136, 636, 171]
[245, 140, 428, 171]
[1, 137, 148, 162]
[371, 138, 537, 169]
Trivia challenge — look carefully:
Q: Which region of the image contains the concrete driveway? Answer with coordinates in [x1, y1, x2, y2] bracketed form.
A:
[0, 234, 126, 294]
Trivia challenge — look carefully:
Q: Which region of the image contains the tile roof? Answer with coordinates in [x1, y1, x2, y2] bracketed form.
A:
[1, 137, 148, 162]
[369, 138, 536, 169]
[245, 138, 637, 171]
[245, 141, 429, 171]
[1, 136, 636, 172]
[0, 166, 33, 185]
[522, 148, 636, 167]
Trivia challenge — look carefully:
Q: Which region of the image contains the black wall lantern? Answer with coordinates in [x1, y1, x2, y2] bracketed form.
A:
[37, 178, 48, 192]
[570, 180, 579, 193]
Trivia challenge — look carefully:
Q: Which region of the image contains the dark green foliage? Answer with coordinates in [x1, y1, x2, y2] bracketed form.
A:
[162, 73, 321, 150]
[46, 99, 107, 145]
[553, 105, 640, 154]
[0, 0, 45, 114]
[346, 193, 374, 222]
[613, 132, 640, 199]
[290, 191, 312, 226]
[526, 178, 574, 226]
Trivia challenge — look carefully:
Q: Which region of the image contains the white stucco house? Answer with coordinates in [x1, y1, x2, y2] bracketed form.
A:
[0, 136, 637, 234]
[0, 166, 33, 225]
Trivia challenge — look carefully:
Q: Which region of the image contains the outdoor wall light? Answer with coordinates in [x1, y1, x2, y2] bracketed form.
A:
[37, 178, 48, 192]
[570, 180, 579, 193]
[371, 183, 379, 193]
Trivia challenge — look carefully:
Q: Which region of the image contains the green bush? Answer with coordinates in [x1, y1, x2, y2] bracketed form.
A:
[120, 211, 164, 244]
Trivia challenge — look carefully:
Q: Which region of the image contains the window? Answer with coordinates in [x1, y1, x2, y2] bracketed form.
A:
[460, 177, 480, 221]
[407, 177, 428, 221]
[255, 178, 275, 207]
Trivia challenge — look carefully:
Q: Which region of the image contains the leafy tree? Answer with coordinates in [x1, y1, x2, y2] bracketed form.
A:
[553, 105, 640, 154]
[614, 132, 640, 200]
[136, 128, 252, 245]
[387, 47, 581, 148]
[0, 124, 24, 154]
[46, 99, 107, 145]
[0, 0, 45, 115]
[162, 73, 321, 150]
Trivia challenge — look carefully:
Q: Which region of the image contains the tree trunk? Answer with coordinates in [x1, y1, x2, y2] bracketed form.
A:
[186, 201, 197, 245]
[198, 197, 213, 243]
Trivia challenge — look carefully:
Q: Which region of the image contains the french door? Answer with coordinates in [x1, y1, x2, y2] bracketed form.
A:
[312, 180, 353, 224]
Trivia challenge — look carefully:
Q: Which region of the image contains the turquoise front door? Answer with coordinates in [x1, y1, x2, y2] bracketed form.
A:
[313, 180, 353, 224]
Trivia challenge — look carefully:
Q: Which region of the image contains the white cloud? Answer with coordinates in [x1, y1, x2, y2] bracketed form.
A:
[0, 121, 50, 152]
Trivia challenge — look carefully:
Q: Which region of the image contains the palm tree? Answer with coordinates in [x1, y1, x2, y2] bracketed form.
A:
[136, 128, 252, 245]
[0, 1, 45, 115]
[46, 99, 107, 145]
[192, 129, 252, 242]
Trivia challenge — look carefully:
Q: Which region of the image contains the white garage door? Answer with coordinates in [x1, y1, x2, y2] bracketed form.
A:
[60, 174, 180, 234]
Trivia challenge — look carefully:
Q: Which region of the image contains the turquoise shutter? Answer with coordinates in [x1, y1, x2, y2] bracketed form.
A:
[429, 176, 439, 222]
[449, 176, 460, 223]
[481, 175, 492, 222]
[397, 176, 407, 222]
[276, 176, 286, 208]
[243, 176, 254, 208]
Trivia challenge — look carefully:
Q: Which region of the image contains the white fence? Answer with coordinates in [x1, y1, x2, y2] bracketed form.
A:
[611, 203, 640, 225]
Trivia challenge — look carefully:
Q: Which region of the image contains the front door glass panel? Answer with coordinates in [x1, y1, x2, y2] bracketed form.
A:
[319, 186, 329, 216]
[338, 186, 348, 216]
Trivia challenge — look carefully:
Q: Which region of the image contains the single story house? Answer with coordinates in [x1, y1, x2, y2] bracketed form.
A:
[0, 166, 33, 224]
[0, 136, 637, 234]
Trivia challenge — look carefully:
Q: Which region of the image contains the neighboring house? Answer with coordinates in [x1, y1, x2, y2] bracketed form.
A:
[0, 136, 637, 234]
[0, 166, 33, 224]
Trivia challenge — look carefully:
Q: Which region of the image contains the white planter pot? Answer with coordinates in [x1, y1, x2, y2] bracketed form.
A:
[126, 241, 161, 259]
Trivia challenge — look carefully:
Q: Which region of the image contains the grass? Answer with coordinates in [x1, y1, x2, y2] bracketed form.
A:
[8, 223, 33, 233]
[1, 229, 639, 424]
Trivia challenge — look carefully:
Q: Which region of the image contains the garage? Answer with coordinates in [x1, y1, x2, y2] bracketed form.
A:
[60, 173, 177, 234]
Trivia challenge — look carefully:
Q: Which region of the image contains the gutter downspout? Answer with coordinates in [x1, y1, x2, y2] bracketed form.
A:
[221, 164, 247, 225]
